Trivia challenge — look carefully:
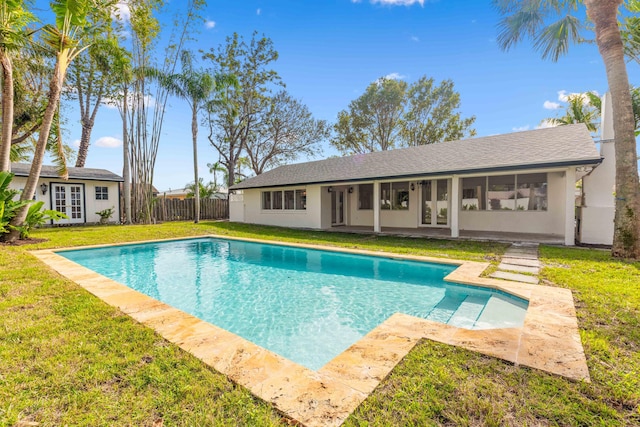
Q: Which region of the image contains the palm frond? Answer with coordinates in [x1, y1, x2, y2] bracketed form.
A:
[534, 14, 582, 61]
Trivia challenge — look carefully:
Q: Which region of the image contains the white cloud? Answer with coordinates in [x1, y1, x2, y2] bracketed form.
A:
[537, 120, 557, 129]
[256, 8, 261, 15]
[512, 125, 530, 132]
[410, 35, 419, 42]
[556, 89, 599, 105]
[205, 20, 216, 29]
[370, 0, 425, 5]
[112, 2, 131, 23]
[543, 100, 561, 110]
[95, 136, 123, 148]
[383, 72, 405, 80]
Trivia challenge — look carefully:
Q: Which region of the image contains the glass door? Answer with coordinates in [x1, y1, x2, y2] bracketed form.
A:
[53, 184, 84, 224]
[420, 179, 449, 227]
[331, 189, 345, 226]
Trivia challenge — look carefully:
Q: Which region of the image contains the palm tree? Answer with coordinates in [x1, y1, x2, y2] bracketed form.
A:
[546, 92, 600, 132]
[495, 0, 640, 259]
[0, 0, 33, 172]
[3, 0, 93, 243]
[151, 50, 234, 223]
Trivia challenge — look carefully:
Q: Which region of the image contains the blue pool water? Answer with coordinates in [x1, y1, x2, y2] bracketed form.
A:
[59, 237, 528, 370]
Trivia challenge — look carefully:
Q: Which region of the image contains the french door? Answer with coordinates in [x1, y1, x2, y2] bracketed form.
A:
[53, 183, 85, 224]
[331, 189, 345, 226]
[420, 179, 449, 227]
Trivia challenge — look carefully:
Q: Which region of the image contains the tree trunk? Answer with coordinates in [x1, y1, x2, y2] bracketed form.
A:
[123, 86, 132, 224]
[192, 106, 200, 223]
[586, 0, 640, 259]
[74, 122, 93, 167]
[0, 53, 14, 172]
[4, 61, 63, 242]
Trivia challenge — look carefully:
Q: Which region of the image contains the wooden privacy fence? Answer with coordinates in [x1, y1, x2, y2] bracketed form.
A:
[153, 198, 229, 222]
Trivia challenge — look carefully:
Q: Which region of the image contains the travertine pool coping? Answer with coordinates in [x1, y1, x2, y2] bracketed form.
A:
[31, 235, 590, 427]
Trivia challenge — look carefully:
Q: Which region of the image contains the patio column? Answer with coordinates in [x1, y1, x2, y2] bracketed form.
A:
[450, 175, 460, 238]
[564, 167, 576, 246]
[373, 180, 381, 232]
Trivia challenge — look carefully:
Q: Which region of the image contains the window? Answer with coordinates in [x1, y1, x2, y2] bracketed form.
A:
[284, 190, 295, 210]
[262, 191, 271, 209]
[295, 189, 306, 210]
[272, 191, 283, 209]
[461, 174, 548, 211]
[462, 177, 486, 210]
[488, 175, 516, 210]
[358, 184, 373, 210]
[95, 186, 108, 200]
[517, 173, 547, 211]
[380, 181, 409, 210]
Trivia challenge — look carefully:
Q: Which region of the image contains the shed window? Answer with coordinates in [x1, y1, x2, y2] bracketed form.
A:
[95, 186, 108, 200]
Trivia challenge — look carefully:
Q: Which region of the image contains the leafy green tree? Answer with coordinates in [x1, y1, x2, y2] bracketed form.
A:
[0, 0, 34, 171]
[185, 178, 217, 200]
[150, 50, 234, 223]
[67, 7, 123, 168]
[495, 0, 640, 258]
[332, 76, 475, 155]
[332, 77, 406, 154]
[401, 77, 476, 146]
[4, 0, 96, 243]
[246, 90, 330, 175]
[205, 32, 283, 188]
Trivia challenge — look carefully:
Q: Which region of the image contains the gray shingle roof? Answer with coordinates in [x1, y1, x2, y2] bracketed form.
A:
[231, 124, 602, 190]
[11, 163, 124, 182]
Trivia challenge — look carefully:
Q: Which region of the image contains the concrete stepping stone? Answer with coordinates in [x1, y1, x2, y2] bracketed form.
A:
[498, 262, 540, 274]
[501, 257, 541, 268]
[490, 271, 539, 284]
[503, 251, 539, 260]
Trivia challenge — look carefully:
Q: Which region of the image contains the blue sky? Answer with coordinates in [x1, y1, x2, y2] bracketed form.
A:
[45, 0, 640, 191]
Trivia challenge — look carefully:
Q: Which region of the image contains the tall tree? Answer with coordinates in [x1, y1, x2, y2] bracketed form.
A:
[245, 90, 329, 175]
[401, 77, 476, 146]
[331, 76, 475, 155]
[205, 32, 282, 188]
[546, 92, 601, 132]
[150, 50, 234, 223]
[495, 0, 640, 259]
[4, 0, 95, 242]
[332, 77, 406, 154]
[0, 0, 33, 171]
[67, 9, 121, 168]
[123, 0, 204, 224]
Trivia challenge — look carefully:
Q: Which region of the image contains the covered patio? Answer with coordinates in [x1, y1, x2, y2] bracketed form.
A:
[327, 225, 565, 245]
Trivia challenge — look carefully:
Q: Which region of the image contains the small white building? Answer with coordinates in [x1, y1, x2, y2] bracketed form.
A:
[10, 163, 123, 225]
[229, 124, 609, 246]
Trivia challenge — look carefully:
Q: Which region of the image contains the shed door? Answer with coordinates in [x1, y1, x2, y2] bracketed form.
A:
[53, 184, 85, 224]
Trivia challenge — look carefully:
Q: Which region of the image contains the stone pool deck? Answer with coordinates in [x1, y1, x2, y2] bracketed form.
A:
[31, 235, 590, 427]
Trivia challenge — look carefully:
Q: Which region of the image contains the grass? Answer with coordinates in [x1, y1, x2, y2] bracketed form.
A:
[1, 221, 639, 426]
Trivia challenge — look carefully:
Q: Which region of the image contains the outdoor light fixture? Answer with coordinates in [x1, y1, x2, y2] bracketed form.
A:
[410, 183, 415, 191]
[348, 186, 353, 193]
[327, 186, 333, 193]
[40, 183, 48, 195]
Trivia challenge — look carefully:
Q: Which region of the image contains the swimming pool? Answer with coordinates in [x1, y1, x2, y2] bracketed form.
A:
[59, 237, 528, 370]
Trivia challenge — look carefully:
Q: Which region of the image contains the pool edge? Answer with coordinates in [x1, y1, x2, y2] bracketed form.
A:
[30, 235, 590, 427]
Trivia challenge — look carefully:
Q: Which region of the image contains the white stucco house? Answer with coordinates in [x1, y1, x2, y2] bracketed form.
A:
[229, 122, 617, 246]
[10, 163, 123, 225]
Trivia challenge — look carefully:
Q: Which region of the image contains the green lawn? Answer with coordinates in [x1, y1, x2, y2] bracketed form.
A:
[1, 222, 638, 426]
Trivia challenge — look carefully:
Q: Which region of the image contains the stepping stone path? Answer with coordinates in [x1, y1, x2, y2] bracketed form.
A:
[490, 243, 540, 285]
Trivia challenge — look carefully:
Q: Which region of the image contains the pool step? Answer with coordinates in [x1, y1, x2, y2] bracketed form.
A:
[426, 293, 467, 324]
[447, 295, 488, 329]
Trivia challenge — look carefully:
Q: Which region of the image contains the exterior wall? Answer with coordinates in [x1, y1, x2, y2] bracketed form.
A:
[9, 176, 121, 224]
[459, 171, 565, 236]
[235, 186, 323, 229]
[578, 93, 615, 245]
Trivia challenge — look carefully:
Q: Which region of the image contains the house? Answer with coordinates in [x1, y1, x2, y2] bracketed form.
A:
[229, 123, 609, 246]
[158, 187, 229, 200]
[10, 163, 123, 225]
